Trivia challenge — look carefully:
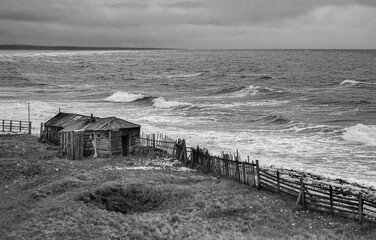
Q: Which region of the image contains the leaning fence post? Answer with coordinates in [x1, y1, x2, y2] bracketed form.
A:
[236, 150, 240, 182]
[277, 170, 281, 194]
[358, 192, 363, 223]
[329, 185, 334, 214]
[300, 176, 305, 208]
[242, 162, 246, 184]
[256, 160, 261, 189]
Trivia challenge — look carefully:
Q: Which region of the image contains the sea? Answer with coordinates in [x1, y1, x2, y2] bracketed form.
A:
[1, 49, 375, 187]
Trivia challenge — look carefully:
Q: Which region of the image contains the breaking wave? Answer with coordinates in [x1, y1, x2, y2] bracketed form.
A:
[214, 85, 275, 98]
[167, 73, 203, 78]
[340, 79, 376, 89]
[340, 79, 361, 86]
[152, 97, 193, 109]
[343, 124, 376, 146]
[254, 115, 343, 133]
[105, 91, 149, 103]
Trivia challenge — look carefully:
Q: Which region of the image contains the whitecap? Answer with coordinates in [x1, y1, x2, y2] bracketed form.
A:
[167, 73, 202, 78]
[105, 91, 148, 103]
[343, 124, 376, 146]
[152, 97, 192, 109]
[340, 79, 361, 86]
[224, 85, 273, 98]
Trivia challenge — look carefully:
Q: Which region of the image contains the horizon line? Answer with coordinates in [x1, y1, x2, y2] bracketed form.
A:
[0, 44, 375, 51]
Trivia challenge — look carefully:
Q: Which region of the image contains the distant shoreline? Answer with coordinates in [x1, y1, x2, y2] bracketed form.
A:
[0, 44, 178, 51]
[1, 45, 374, 51]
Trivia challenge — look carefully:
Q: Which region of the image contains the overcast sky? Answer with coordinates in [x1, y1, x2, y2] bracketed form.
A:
[0, 0, 375, 49]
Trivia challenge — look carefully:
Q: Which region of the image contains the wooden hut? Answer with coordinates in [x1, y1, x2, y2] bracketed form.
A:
[59, 116, 141, 160]
[41, 112, 92, 144]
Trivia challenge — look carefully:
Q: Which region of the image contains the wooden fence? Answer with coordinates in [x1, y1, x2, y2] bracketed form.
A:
[140, 133, 176, 155]
[1, 119, 31, 134]
[140, 133, 376, 223]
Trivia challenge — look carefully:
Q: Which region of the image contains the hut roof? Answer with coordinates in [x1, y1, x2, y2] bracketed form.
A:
[44, 112, 91, 128]
[59, 116, 140, 133]
[83, 117, 141, 131]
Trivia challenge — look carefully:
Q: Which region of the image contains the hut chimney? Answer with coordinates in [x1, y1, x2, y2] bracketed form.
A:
[90, 114, 95, 122]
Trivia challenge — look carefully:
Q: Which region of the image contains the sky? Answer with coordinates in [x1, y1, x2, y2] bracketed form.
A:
[0, 0, 375, 49]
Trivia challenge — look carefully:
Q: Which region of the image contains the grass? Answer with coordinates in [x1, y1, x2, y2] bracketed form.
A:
[1, 134, 376, 239]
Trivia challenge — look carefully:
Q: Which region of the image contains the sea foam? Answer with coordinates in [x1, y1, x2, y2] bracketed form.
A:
[343, 124, 376, 146]
[340, 79, 361, 86]
[167, 73, 202, 78]
[220, 85, 273, 98]
[105, 91, 148, 103]
[152, 97, 192, 109]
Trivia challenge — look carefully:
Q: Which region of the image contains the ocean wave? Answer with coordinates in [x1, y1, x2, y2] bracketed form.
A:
[105, 91, 149, 103]
[215, 85, 274, 98]
[343, 124, 376, 146]
[257, 115, 292, 125]
[340, 79, 361, 86]
[166, 73, 202, 78]
[340, 79, 376, 88]
[255, 115, 343, 133]
[152, 97, 193, 109]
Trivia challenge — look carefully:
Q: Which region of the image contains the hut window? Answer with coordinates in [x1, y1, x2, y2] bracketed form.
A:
[97, 134, 101, 138]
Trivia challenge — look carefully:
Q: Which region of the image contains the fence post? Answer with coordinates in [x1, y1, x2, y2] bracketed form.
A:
[329, 185, 334, 214]
[242, 163, 246, 184]
[190, 147, 195, 168]
[277, 170, 281, 194]
[152, 134, 156, 148]
[225, 155, 229, 178]
[236, 150, 240, 182]
[2, 120, 4, 132]
[28, 122, 32, 134]
[40, 123, 43, 140]
[256, 160, 261, 189]
[358, 192, 363, 223]
[207, 153, 211, 172]
[10, 120, 12, 132]
[300, 176, 305, 208]
[19, 121, 22, 132]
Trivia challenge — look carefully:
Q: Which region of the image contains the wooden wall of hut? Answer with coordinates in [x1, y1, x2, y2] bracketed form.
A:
[45, 126, 62, 145]
[110, 128, 140, 156]
[60, 127, 141, 159]
[60, 131, 84, 160]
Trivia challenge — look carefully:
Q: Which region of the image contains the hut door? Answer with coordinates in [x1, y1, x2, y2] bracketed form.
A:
[73, 132, 84, 160]
[122, 135, 129, 156]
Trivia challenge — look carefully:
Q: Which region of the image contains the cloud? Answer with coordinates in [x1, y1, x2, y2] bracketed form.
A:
[104, 1, 147, 9]
[0, 0, 375, 49]
[167, 1, 204, 9]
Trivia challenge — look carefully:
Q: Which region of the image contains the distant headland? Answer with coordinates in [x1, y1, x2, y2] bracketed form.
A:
[0, 44, 178, 51]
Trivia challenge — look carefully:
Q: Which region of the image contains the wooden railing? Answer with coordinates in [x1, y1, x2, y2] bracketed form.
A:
[141, 133, 376, 223]
[1, 119, 31, 134]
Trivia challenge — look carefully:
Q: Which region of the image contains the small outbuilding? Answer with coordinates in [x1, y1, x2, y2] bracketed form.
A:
[43, 112, 141, 160]
[41, 112, 92, 145]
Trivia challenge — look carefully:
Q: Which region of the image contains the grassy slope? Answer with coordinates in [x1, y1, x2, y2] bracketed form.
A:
[0, 135, 375, 240]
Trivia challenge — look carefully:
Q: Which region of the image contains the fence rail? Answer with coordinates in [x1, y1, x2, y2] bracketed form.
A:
[141, 132, 376, 223]
[1, 119, 31, 134]
[140, 133, 176, 155]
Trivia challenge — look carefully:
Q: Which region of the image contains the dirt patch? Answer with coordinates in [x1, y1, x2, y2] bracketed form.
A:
[77, 184, 167, 214]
